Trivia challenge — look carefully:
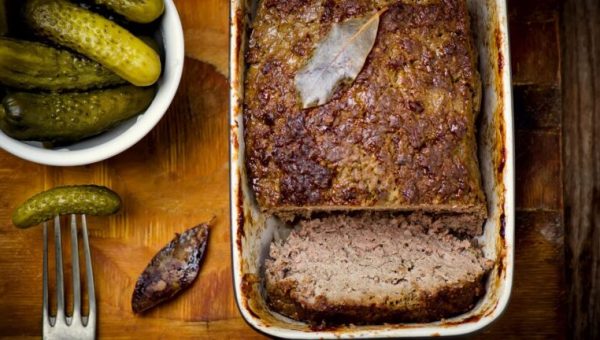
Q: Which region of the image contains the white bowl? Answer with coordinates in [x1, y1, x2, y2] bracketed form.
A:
[0, 0, 184, 166]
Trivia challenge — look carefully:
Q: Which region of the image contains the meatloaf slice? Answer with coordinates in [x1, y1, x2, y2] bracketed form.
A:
[244, 0, 486, 220]
[265, 213, 492, 324]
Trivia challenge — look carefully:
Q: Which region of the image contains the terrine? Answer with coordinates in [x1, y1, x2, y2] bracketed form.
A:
[230, 0, 515, 336]
[243, 0, 486, 221]
[246, 0, 490, 326]
[265, 213, 492, 325]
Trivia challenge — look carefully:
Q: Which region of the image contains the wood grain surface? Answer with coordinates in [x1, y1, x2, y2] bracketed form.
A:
[0, 0, 572, 338]
[475, 1, 566, 338]
[561, 0, 600, 339]
[0, 0, 260, 338]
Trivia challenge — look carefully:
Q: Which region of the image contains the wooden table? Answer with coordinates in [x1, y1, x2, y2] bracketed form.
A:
[0, 0, 596, 338]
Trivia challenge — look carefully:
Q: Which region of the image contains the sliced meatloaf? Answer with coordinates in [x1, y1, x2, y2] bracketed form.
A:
[244, 0, 486, 221]
[265, 213, 492, 324]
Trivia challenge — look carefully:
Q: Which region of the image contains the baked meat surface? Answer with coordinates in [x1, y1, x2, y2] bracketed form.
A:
[265, 213, 492, 324]
[244, 0, 485, 217]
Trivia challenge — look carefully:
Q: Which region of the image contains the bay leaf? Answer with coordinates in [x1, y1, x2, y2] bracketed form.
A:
[295, 9, 384, 109]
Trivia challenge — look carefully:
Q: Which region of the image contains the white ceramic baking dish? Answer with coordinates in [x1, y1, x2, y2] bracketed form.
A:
[229, 0, 514, 337]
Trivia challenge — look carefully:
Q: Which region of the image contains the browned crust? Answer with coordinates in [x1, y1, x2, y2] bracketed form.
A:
[266, 274, 488, 325]
[244, 0, 486, 216]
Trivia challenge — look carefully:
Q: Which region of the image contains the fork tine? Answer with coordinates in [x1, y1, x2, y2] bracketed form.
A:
[70, 215, 81, 325]
[81, 215, 96, 329]
[42, 221, 51, 328]
[53, 216, 65, 324]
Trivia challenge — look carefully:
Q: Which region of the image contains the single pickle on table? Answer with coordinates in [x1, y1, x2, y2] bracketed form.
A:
[12, 185, 122, 228]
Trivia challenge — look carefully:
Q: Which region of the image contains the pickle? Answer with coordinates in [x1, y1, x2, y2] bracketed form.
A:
[25, 0, 161, 86]
[0, 38, 125, 91]
[12, 185, 121, 228]
[0, 85, 155, 143]
[94, 0, 164, 24]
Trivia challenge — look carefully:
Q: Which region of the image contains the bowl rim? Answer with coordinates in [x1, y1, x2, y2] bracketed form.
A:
[0, 0, 185, 167]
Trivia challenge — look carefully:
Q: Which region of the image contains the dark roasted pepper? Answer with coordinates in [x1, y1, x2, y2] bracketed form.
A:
[132, 222, 210, 313]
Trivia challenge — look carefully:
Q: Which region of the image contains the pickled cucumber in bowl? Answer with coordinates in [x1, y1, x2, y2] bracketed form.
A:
[0, 0, 167, 145]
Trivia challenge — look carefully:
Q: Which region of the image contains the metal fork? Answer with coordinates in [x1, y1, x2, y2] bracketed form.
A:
[43, 215, 96, 340]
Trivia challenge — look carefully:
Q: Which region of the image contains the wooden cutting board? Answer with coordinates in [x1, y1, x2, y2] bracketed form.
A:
[0, 0, 263, 338]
